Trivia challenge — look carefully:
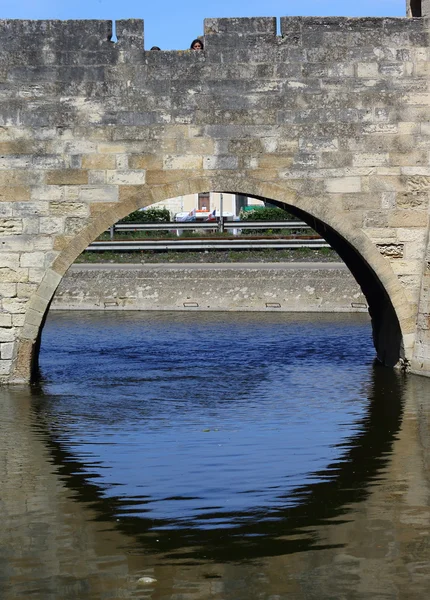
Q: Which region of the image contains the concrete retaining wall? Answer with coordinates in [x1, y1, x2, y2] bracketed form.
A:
[51, 263, 368, 313]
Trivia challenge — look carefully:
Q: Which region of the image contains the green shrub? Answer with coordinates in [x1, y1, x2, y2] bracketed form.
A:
[239, 206, 294, 222]
[119, 207, 171, 223]
[239, 206, 298, 234]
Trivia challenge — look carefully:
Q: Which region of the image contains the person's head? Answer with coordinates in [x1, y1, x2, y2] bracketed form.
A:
[150, 46, 161, 51]
[190, 39, 204, 51]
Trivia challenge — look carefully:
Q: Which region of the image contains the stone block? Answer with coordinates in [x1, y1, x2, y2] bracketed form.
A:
[106, 170, 146, 184]
[0, 253, 20, 269]
[12, 201, 49, 217]
[205, 17, 276, 35]
[204, 156, 239, 170]
[388, 210, 429, 227]
[0, 360, 12, 376]
[64, 187, 81, 201]
[0, 284, 17, 298]
[88, 171, 107, 184]
[0, 266, 28, 284]
[45, 170, 89, 185]
[163, 156, 202, 170]
[49, 201, 89, 217]
[0, 205, 13, 218]
[0, 186, 31, 202]
[28, 267, 49, 283]
[115, 154, 129, 170]
[97, 144, 127, 154]
[20, 252, 45, 268]
[0, 343, 14, 360]
[356, 63, 380, 78]
[353, 154, 390, 167]
[326, 177, 362, 193]
[397, 191, 428, 209]
[17, 283, 39, 298]
[0, 170, 44, 186]
[397, 228, 427, 243]
[0, 313, 12, 326]
[298, 138, 339, 152]
[377, 243, 404, 258]
[146, 170, 196, 184]
[0, 219, 23, 235]
[403, 239, 427, 260]
[31, 185, 64, 200]
[2, 296, 27, 314]
[82, 154, 116, 169]
[381, 192, 397, 209]
[27, 293, 50, 316]
[128, 155, 163, 170]
[65, 217, 86, 235]
[39, 216, 64, 234]
[342, 194, 380, 211]
[257, 155, 294, 168]
[33, 237, 54, 251]
[80, 186, 119, 202]
[21, 218, 40, 235]
[390, 259, 423, 276]
[116, 19, 144, 49]
[12, 314, 25, 326]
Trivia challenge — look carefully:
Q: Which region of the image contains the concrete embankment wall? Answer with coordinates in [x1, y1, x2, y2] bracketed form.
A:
[51, 263, 368, 313]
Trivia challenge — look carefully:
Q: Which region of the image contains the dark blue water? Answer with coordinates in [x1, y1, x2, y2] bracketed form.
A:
[35, 312, 378, 540]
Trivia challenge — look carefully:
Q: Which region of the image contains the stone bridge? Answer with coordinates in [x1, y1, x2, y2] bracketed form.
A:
[2, 3, 430, 383]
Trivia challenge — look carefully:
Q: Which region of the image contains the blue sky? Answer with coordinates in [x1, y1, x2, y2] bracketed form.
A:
[2, 1, 406, 50]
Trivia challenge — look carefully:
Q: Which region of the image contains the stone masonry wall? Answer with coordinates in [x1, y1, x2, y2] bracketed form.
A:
[51, 264, 368, 313]
[1, 16, 430, 381]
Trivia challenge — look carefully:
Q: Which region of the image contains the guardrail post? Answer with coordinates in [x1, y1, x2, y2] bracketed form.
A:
[219, 193, 225, 233]
[110, 225, 115, 240]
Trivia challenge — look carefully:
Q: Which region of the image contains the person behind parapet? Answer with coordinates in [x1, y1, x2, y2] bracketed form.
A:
[190, 39, 204, 50]
[150, 46, 161, 50]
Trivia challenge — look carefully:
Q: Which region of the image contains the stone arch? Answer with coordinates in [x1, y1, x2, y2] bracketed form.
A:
[12, 176, 414, 383]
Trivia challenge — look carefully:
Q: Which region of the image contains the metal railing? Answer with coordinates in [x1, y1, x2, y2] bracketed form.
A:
[109, 220, 311, 237]
[86, 220, 329, 252]
[87, 238, 329, 251]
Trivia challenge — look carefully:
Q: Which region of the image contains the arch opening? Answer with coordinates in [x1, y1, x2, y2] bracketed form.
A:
[13, 184, 410, 384]
[223, 192, 404, 368]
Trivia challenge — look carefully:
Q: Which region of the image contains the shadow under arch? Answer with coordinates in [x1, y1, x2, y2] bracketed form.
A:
[30, 364, 405, 563]
[15, 177, 414, 382]
[248, 194, 403, 368]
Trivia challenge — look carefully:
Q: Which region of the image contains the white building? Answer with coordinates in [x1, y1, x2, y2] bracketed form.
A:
[149, 192, 264, 219]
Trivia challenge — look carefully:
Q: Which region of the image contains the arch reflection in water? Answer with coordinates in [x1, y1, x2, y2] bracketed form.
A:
[32, 311, 404, 562]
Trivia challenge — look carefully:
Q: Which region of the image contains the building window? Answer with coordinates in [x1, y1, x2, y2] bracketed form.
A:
[410, 0, 422, 17]
[198, 192, 210, 211]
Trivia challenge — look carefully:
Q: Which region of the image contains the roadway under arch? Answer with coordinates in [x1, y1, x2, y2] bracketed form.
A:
[13, 178, 414, 383]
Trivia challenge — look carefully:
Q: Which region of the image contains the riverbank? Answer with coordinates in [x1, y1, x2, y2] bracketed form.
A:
[76, 247, 340, 264]
[52, 262, 368, 313]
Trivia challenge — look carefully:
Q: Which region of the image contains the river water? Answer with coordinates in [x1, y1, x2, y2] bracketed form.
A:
[1, 311, 430, 599]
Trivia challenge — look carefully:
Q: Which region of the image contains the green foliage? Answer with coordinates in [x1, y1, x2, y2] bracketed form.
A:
[119, 207, 171, 223]
[239, 205, 297, 235]
[239, 206, 294, 222]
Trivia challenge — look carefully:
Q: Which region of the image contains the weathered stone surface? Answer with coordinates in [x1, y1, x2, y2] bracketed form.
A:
[51, 264, 368, 313]
[0, 14, 430, 382]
